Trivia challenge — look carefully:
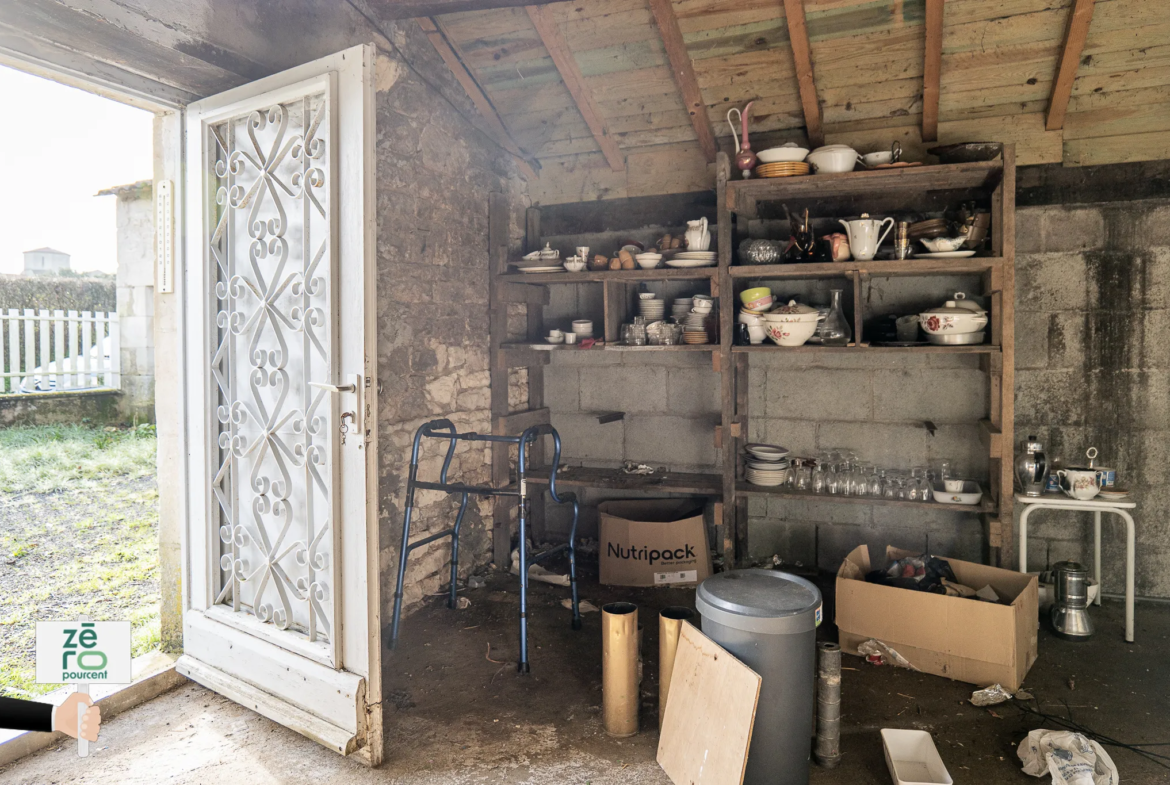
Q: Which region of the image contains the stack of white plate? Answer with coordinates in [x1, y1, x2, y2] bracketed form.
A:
[744, 443, 791, 486]
[513, 260, 565, 274]
[667, 251, 717, 268]
[571, 320, 594, 339]
[672, 298, 693, 320]
[638, 298, 665, 320]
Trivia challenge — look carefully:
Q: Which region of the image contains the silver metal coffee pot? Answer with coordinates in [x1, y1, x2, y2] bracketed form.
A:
[1050, 561, 1093, 641]
[1016, 435, 1048, 497]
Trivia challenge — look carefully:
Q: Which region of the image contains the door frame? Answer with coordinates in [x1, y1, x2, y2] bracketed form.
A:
[178, 43, 381, 762]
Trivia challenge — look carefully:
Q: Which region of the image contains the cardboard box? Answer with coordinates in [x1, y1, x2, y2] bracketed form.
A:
[836, 545, 1038, 690]
[599, 500, 712, 588]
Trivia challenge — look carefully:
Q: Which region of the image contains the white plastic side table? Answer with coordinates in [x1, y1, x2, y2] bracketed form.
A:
[1015, 493, 1136, 643]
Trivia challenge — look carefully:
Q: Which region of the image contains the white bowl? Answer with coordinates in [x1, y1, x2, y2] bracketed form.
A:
[764, 318, 819, 346]
[571, 320, 593, 332]
[807, 146, 860, 174]
[546, 333, 564, 344]
[747, 324, 766, 344]
[738, 312, 763, 326]
[563, 260, 586, 272]
[756, 145, 809, 163]
[920, 236, 967, 252]
[636, 256, 661, 269]
[861, 151, 893, 166]
[638, 292, 658, 300]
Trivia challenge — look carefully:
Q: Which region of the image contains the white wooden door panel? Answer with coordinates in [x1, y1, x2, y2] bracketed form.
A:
[179, 44, 378, 760]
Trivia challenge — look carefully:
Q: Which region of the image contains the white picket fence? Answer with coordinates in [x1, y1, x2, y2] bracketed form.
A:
[0, 309, 120, 394]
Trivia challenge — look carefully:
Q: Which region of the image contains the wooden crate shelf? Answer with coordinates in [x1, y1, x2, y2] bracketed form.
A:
[730, 257, 1002, 280]
[735, 482, 997, 514]
[525, 466, 723, 495]
[731, 344, 1000, 355]
[499, 267, 716, 284]
[726, 160, 1003, 210]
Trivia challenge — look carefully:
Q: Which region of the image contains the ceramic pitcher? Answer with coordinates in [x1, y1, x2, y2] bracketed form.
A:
[838, 214, 894, 261]
[686, 217, 711, 251]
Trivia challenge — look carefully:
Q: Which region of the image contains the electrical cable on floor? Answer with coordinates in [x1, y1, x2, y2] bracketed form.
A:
[1009, 697, 1170, 771]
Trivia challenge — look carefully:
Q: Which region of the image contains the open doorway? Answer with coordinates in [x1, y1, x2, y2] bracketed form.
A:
[0, 63, 172, 711]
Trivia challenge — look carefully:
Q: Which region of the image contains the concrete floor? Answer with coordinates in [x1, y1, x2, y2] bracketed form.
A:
[3, 568, 1168, 785]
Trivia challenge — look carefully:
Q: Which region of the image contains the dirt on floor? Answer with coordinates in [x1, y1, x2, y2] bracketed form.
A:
[2, 563, 1168, 785]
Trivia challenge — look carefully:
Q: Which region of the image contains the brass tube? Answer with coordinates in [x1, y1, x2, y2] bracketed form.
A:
[658, 606, 696, 727]
[602, 602, 639, 737]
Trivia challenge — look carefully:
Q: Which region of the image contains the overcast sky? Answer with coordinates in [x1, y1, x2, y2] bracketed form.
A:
[0, 65, 154, 276]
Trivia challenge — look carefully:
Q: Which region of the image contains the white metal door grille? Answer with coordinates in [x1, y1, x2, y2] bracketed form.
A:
[207, 88, 337, 654]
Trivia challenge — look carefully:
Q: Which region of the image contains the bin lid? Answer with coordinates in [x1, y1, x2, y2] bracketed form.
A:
[695, 569, 822, 634]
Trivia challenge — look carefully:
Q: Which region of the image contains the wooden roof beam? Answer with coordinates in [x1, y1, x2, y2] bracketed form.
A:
[647, 0, 717, 163]
[1046, 0, 1097, 131]
[416, 17, 539, 180]
[922, 0, 944, 142]
[525, 5, 625, 172]
[782, 0, 824, 149]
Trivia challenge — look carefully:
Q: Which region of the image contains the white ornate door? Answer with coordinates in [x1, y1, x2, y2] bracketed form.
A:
[178, 45, 380, 761]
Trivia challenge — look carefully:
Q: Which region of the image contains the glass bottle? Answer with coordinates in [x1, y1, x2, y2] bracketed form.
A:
[821, 288, 852, 346]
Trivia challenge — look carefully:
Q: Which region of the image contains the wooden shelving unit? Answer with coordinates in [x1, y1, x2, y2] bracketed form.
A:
[488, 146, 1016, 568]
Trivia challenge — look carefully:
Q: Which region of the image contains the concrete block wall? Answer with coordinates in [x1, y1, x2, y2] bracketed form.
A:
[372, 29, 528, 613]
[1015, 200, 1170, 598]
[114, 190, 155, 422]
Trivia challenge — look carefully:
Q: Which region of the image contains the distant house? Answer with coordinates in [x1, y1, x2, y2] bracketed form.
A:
[22, 247, 71, 276]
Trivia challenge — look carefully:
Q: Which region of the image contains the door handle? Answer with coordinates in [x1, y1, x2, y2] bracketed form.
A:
[310, 375, 364, 446]
[309, 382, 356, 393]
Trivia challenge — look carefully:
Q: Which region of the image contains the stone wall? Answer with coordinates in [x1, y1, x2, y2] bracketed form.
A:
[373, 27, 528, 615]
[1015, 200, 1170, 598]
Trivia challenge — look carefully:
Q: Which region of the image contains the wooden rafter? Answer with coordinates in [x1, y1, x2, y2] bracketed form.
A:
[525, 4, 625, 172]
[922, 0, 945, 142]
[782, 0, 824, 149]
[416, 17, 539, 180]
[1046, 0, 1097, 131]
[647, 0, 717, 163]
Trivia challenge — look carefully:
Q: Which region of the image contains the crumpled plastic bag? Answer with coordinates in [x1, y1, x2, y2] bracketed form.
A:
[1018, 729, 1119, 785]
[971, 684, 1014, 706]
[856, 638, 917, 670]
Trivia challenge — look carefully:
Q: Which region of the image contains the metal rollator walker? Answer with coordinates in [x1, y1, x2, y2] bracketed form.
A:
[389, 419, 580, 673]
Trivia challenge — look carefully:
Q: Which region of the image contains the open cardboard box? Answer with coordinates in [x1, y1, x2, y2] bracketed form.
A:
[836, 545, 1038, 690]
[598, 500, 712, 588]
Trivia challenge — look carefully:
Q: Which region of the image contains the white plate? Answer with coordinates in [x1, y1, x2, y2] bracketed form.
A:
[516, 266, 565, 273]
[912, 250, 977, 259]
[676, 252, 717, 259]
[667, 258, 718, 268]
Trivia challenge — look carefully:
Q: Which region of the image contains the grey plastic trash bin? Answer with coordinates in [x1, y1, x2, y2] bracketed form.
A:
[695, 569, 822, 785]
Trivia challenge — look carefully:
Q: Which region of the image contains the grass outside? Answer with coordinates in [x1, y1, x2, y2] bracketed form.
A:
[0, 424, 159, 697]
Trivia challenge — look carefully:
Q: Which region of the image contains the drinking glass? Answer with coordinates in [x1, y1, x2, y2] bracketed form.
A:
[870, 468, 886, 498]
[795, 464, 812, 491]
[811, 463, 827, 494]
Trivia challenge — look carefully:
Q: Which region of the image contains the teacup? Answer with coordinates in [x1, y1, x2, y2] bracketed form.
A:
[547, 329, 565, 344]
[564, 333, 578, 345]
[576, 246, 590, 260]
[1057, 468, 1104, 500]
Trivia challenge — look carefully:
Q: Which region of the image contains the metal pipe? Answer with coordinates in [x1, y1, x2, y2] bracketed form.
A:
[658, 607, 695, 727]
[447, 493, 468, 610]
[602, 602, 639, 737]
[815, 641, 842, 769]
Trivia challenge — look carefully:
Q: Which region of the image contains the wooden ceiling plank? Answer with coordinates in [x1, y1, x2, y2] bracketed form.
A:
[922, 0, 944, 142]
[782, 0, 825, 148]
[372, 0, 560, 18]
[647, 0, 718, 162]
[416, 17, 539, 179]
[525, 4, 625, 171]
[1046, 0, 1098, 131]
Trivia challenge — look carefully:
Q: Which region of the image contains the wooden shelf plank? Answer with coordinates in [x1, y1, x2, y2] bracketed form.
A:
[736, 482, 998, 514]
[500, 268, 717, 284]
[730, 257, 1002, 279]
[504, 342, 716, 353]
[726, 161, 1003, 210]
[526, 466, 723, 495]
[731, 344, 999, 355]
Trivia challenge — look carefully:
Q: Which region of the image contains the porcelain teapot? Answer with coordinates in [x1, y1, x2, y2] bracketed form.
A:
[838, 213, 894, 261]
[686, 217, 711, 251]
